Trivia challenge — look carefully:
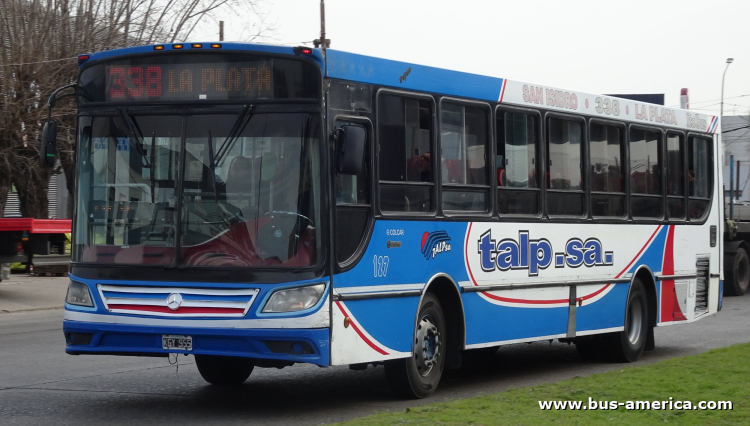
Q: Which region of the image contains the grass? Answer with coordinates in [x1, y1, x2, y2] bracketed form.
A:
[333, 343, 750, 426]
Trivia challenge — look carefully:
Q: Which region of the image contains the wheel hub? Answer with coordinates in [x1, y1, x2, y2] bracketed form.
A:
[414, 314, 441, 377]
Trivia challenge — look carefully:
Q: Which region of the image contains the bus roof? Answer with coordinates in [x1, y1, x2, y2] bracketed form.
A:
[81, 43, 717, 135]
[325, 49, 718, 135]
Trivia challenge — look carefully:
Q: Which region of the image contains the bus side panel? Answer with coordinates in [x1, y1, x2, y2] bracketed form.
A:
[575, 283, 629, 333]
[462, 294, 568, 346]
[331, 220, 468, 365]
[331, 297, 418, 365]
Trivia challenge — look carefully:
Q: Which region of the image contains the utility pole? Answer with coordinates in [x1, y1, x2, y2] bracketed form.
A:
[219, 21, 224, 41]
[313, 0, 330, 49]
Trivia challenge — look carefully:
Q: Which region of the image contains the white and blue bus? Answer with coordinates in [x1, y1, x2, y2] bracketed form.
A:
[48, 43, 723, 398]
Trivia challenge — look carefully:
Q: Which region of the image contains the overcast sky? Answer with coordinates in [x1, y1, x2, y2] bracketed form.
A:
[198, 0, 750, 116]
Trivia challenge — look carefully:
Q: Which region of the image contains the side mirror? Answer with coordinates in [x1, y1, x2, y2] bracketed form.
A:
[41, 120, 58, 168]
[336, 125, 366, 175]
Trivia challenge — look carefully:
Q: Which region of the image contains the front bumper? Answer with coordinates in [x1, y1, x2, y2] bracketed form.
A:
[63, 319, 331, 366]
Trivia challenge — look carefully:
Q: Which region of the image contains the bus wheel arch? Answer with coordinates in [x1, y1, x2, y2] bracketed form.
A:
[384, 274, 464, 398]
[423, 274, 465, 370]
[606, 268, 654, 362]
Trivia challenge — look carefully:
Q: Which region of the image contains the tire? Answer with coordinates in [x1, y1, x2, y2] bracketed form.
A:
[725, 247, 750, 296]
[605, 279, 649, 362]
[195, 355, 254, 386]
[384, 293, 446, 399]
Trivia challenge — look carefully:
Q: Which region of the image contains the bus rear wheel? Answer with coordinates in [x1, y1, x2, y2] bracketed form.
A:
[195, 355, 254, 385]
[605, 279, 649, 362]
[725, 247, 750, 296]
[385, 293, 445, 399]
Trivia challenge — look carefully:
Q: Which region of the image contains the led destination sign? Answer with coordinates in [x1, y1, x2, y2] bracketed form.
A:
[105, 61, 273, 101]
[80, 54, 320, 103]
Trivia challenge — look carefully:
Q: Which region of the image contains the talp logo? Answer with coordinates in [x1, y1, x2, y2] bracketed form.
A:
[478, 230, 613, 276]
[421, 231, 451, 260]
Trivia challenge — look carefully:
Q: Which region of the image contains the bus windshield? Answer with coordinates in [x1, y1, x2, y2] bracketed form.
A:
[74, 112, 322, 268]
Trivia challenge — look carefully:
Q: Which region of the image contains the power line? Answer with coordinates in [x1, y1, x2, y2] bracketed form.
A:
[0, 57, 77, 67]
[667, 93, 750, 108]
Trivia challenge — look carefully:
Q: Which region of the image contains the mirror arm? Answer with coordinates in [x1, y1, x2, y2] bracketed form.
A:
[46, 83, 78, 123]
[47, 83, 77, 109]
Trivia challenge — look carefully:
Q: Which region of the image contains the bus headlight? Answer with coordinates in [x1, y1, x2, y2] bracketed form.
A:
[66, 281, 94, 307]
[262, 284, 325, 313]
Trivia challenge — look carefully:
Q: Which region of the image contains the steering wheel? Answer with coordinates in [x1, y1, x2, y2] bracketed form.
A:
[256, 211, 314, 261]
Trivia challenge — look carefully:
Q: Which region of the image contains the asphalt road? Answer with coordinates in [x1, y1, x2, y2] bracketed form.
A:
[1, 289, 749, 425]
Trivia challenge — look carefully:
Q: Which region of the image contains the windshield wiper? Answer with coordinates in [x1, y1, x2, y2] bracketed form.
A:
[150, 132, 156, 203]
[207, 131, 218, 202]
[213, 104, 253, 167]
[117, 107, 151, 169]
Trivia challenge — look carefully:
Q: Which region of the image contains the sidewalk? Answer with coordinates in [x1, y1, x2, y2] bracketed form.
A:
[0, 274, 68, 314]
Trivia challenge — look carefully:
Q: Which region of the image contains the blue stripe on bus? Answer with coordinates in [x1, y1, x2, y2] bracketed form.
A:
[462, 293, 569, 344]
[325, 50, 504, 102]
[576, 283, 629, 331]
[342, 296, 421, 353]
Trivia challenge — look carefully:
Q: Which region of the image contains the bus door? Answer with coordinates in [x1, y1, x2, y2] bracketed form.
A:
[332, 117, 373, 268]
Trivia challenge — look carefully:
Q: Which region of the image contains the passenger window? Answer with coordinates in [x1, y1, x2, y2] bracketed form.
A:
[378, 94, 433, 213]
[629, 128, 662, 218]
[590, 123, 624, 217]
[666, 132, 685, 220]
[440, 102, 489, 213]
[496, 110, 539, 215]
[547, 117, 584, 216]
[688, 136, 712, 219]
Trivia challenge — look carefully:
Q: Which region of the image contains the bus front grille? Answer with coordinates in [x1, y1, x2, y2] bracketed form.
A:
[96, 284, 259, 317]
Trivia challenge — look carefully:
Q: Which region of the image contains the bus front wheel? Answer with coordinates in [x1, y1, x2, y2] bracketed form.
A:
[195, 355, 254, 385]
[385, 293, 446, 399]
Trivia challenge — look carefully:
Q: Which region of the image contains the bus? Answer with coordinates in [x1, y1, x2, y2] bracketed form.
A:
[45, 42, 723, 399]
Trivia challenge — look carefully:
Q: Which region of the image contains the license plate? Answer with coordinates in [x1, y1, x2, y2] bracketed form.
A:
[162, 335, 192, 351]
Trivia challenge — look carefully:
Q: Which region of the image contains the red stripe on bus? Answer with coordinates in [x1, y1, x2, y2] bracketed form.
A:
[499, 80, 507, 103]
[334, 301, 388, 355]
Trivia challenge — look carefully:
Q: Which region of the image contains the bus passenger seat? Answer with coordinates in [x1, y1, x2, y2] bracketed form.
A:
[497, 168, 505, 187]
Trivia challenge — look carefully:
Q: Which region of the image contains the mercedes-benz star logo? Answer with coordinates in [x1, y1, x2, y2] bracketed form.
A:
[166, 293, 183, 310]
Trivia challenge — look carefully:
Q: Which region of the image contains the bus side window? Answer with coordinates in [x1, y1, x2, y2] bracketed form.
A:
[688, 136, 712, 219]
[590, 122, 625, 218]
[630, 128, 663, 219]
[666, 132, 686, 220]
[440, 102, 490, 213]
[547, 117, 584, 217]
[377, 94, 434, 213]
[496, 110, 540, 215]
